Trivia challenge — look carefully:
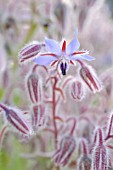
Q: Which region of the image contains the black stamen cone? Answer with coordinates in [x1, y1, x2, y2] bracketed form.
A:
[60, 62, 67, 76]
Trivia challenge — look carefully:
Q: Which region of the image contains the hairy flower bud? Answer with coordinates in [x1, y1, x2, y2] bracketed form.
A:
[52, 135, 76, 166]
[31, 104, 46, 130]
[91, 128, 110, 170]
[70, 80, 85, 101]
[78, 139, 91, 170]
[78, 156, 91, 170]
[19, 41, 43, 63]
[0, 104, 33, 136]
[79, 63, 102, 93]
[26, 71, 43, 104]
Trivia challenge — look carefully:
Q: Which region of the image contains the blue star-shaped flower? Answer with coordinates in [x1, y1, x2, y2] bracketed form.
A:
[34, 29, 95, 75]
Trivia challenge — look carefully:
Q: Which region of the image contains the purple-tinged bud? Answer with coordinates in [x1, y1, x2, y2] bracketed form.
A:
[78, 156, 91, 170]
[31, 104, 46, 130]
[0, 104, 33, 136]
[78, 139, 91, 170]
[91, 128, 110, 170]
[79, 63, 102, 93]
[19, 41, 43, 63]
[52, 135, 76, 166]
[70, 80, 85, 101]
[105, 112, 113, 141]
[26, 71, 43, 104]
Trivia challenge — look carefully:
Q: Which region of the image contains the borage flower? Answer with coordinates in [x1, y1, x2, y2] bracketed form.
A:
[34, 29, 95, 75]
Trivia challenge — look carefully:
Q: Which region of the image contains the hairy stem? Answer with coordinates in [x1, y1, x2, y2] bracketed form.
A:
[52, 80, 60, 170]
[52, 87, 58, 149]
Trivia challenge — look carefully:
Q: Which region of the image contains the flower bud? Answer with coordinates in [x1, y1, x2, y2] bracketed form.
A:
[78, 156, 91, 170]
[78, 139, 91, 170]
[70, 80, 85, 101]
[26, 71, 43, 104]
[19, 41, 43, 63]
[0, 104, 33, 136]
[52, 135, 76, 166]
[79, 64, 102, 93]
[31, 104, 46, 130]
[91, 128, 110, 170]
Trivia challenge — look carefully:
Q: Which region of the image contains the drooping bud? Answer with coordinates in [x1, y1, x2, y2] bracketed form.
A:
[19, 41, 44, 63]
[52, 135, 76, 166]
[79, 63, 102, 93]
[78, 139, 91, 170]
[70, 80, 85, 101]
[91, 128, 110, 170]
[26, 71, 43, 104]
[78, 156, 92, 170]
[31, 104, 46, 130]
[0, 103, 33, 136]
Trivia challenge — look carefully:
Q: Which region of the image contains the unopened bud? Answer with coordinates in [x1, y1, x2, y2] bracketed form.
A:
[70, 80, 85, 101]
[19, 41, 43, 63]
[26, 71, 43, 104]
[78, 139, 91, 170]
[31, 104, 46, 130]
[78, 156, 91, 170]
[79, 64, 102, 93]
[0, 103, 33, 136]
[91, 128, 110, 170]
[53, 135, 76, 166]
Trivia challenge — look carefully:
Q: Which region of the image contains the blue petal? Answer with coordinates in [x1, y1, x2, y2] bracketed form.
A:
[71, 55, 95, 61]
[66, 35, 80, 55]
[34, 55, 58, 66]
[45, 38, 61, 56]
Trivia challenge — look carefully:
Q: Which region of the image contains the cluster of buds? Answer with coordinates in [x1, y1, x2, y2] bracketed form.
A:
[0, 28, 103, 169]
[25, 64, 48, 132]
[52, 117, 77, 166]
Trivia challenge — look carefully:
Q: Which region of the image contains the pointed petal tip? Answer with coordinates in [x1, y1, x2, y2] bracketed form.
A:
[85, 55, 95, 61]
[45, 37, 61, 56]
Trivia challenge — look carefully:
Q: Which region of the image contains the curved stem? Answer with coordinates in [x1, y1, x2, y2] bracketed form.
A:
[0, 125, 8, 145]
[32, 64, 48, 73]
[66, 117, 76, 136]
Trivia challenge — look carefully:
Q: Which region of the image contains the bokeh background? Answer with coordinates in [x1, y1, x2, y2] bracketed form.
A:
[0, 0, 113, 170]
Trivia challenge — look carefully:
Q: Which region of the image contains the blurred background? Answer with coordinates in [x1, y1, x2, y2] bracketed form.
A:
[0, 0, 113, 170]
